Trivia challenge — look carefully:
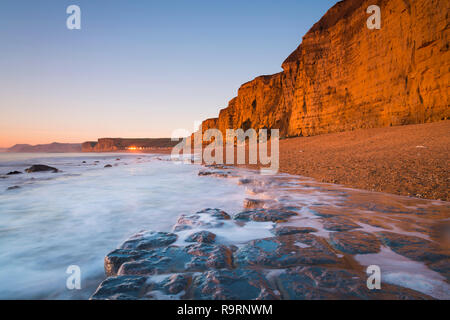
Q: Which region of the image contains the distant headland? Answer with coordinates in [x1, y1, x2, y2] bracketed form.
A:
[5, 143, 82, 153]
[81, 138, 178, 152]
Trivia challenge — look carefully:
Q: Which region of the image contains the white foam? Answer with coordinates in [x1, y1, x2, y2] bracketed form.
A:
[355, 246, 450, 299]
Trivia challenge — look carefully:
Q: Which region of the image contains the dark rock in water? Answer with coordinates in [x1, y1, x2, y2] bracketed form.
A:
[118, 244, 234, 276]
[7, 171, 22, 175]
[116, 158, 120, 161]
[235, 234, 340, 268]
[82, 161, 86, 164]
[120, 231, 178, 251]
[192, 269, 279, 300]
[158, 274, 191, 295]
[243, 198, 268, 209]
[174, 208, 231, 231]
[198, 208, 231, 220]
[276, 266, 432, 300]
[271, 226, 318, 236]
[25, 165, 59, 173]
[91, 275, 148, 300]
[376, 231, 450, 277]
[104, 249, 148, 276]
[237, 178, 253, 185]
[186, 231, 216, 244]
[321, 216, 361, 232]
[173, 225, 193, 232]
[198, 170, 231, 178]
[234, 209, 297, 223]
[329, 231, 381, 254]
[104, 164, 112, 168]
[118, 247, 190, 276]
[7, 186, 21, 191]
[184, 243, 233, 270]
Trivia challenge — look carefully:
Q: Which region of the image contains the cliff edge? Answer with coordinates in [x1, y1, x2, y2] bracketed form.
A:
[201, 0, 449, 137]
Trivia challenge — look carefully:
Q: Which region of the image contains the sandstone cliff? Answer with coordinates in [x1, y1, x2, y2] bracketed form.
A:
[200, 0, 449, 138]
[82, 138, 177, 152]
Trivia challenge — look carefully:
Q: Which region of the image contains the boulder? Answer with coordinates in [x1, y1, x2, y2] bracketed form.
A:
[174, 209, 231, 231]
[234, 209, 297, 223]
[6, 171, 22, 175]
[25, 165, 59, 173]
[185, 231, 216, 244]
[120, 231, 178, 251]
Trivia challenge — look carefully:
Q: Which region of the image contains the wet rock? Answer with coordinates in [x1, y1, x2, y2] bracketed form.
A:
[329, 231, 381, 254]
[271, 226, 318, 236]
[158, 274, 192, 295]
[120, 231, 178, 251]
[185, 231, 216, 244]
[7, 171, 22, 175]
[376, 232, 450, 277]
[104, 164, 112, 168]
[118, 244, 234, 276]
[198, 208, 231, 220]
[234, 209, 297, 223]
[322, 216, 361, 232]
[118, 246, 189, 276]
[6, 186, 20, 191]
[191, 270, 279, 300]
[243, 198, 268, 209]
[174, 208, 231, 231]
[91, 275, 148, 300]
[25, 165, 59, 173]
[82, 161, 86, 164]
[235, 234, 339, 268]
[238, 178, 253, 185]
[184, 243, 233, 270]
[198, 170, 231, 178]
[104, 249, 147, 276]
[276, 266, 432, 300]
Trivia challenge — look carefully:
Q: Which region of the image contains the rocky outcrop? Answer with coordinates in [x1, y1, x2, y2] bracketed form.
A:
[25, 165, 59, 173]
[82, 138, 178, 152]
[91, 166, 450, 300]
[199, 0, 449, 138]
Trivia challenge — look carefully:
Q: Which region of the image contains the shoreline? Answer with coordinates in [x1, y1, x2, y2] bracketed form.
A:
[230, 121, 448, 202]
[92, 164, 450, 300]
[276, 121, 449, 202]
[30, 121, 448, 201]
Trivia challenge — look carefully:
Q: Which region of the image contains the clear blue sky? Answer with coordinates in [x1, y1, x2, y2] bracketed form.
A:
[0, 0, 337, 147]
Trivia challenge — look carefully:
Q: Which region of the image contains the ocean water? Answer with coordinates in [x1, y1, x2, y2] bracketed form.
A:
[0, 153, 248, 299]
[0, 153, 449, 300]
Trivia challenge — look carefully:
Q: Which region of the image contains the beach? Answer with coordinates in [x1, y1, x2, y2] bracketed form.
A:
[237, 121, 449, 202]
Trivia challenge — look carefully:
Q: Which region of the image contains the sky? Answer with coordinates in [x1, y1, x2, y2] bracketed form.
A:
[0, 0, 338, 148]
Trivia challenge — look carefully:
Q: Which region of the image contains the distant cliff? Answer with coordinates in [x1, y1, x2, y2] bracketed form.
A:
[82, 138, 178, 152]
[200, 0, 449, 137]
[7, 143, 82, 153]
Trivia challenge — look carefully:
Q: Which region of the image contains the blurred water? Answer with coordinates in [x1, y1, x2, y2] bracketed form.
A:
[0, 153, 247, 299]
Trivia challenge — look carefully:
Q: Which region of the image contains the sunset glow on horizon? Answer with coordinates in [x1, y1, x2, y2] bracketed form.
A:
[0, 0, 337, 148]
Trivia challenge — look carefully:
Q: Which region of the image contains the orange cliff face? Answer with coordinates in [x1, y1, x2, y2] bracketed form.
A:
[200, 0, 449, 138]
